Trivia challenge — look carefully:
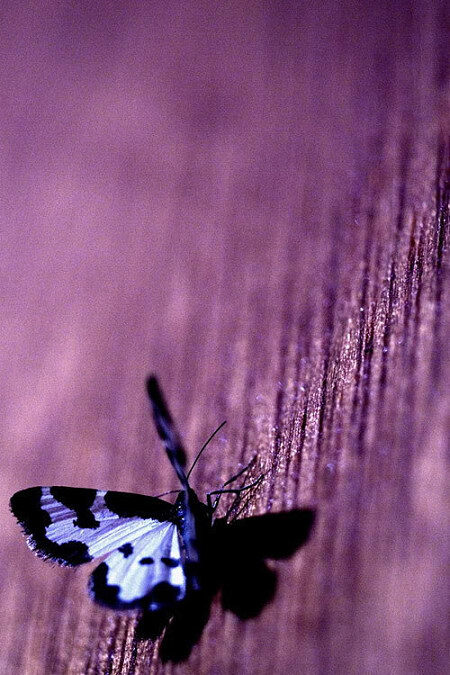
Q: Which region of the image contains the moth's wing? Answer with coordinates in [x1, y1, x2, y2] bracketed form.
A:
[90, 520, 186, 611]
[146, 376, 187, 486]
[10, 486, 177, 567]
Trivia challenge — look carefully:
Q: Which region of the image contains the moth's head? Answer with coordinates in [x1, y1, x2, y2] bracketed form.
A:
[173, 487, 200, 506]
[174, 488, 209, 519]
[187, 488, 212, 523]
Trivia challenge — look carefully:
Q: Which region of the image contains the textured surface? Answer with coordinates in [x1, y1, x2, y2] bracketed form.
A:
[1, 2, 449, 673]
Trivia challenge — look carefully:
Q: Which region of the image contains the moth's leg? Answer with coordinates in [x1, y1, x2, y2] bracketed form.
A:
[207, 474, 265, 514]
[221, 474, 266, 521]
[207, 492, 215, 512]
[221, 456, 256, 489]
[207, 456, 257, 511]
[146, 376, 187, 484]
[224, 491, 252, 522]
[209, 474, 265, 497]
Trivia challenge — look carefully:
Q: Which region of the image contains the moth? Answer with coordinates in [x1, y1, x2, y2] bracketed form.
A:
[10, 376, 261, 615]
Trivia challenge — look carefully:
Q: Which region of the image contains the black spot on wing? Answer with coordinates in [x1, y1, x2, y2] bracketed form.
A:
[10, 487, 93, 566]
[140, 556, 154, 565]
[104, 490, 177, 521]
[161, 557, 180, 568]
[90, 562, 182, 610]
[50, 487, 99, 529]
[45, 541, 92, 566]
[90, 562, 122, 608]
[149, 582, 181, 609]
[118, 543, 133, 558]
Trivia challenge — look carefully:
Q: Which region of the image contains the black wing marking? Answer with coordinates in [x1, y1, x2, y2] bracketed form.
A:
[146, 376, 188, 487]
[90, 521, 186, 610]
[10, 486, 177, 567]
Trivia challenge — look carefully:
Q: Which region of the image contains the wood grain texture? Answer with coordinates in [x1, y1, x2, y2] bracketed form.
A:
[1, 2, 449, 673]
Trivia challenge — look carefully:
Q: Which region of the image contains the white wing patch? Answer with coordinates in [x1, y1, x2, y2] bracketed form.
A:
[42, 488, 166, 558]
[90, 521, 186, 610]
[10, 486, 177, 567]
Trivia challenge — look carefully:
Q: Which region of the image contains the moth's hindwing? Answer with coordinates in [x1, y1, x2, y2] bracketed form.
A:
[10, 486, 177, 567]
[90, 521, 186, 610]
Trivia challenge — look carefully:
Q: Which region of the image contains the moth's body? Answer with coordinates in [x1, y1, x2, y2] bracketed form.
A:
[174, 488, 211, 594]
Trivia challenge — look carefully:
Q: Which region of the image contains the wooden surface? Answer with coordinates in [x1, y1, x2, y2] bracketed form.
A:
[1, 2, 449, 673]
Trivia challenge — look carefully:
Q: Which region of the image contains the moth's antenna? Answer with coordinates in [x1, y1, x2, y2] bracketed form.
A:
[146, 376, 188, 488]
[186, 420, 227, 480]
